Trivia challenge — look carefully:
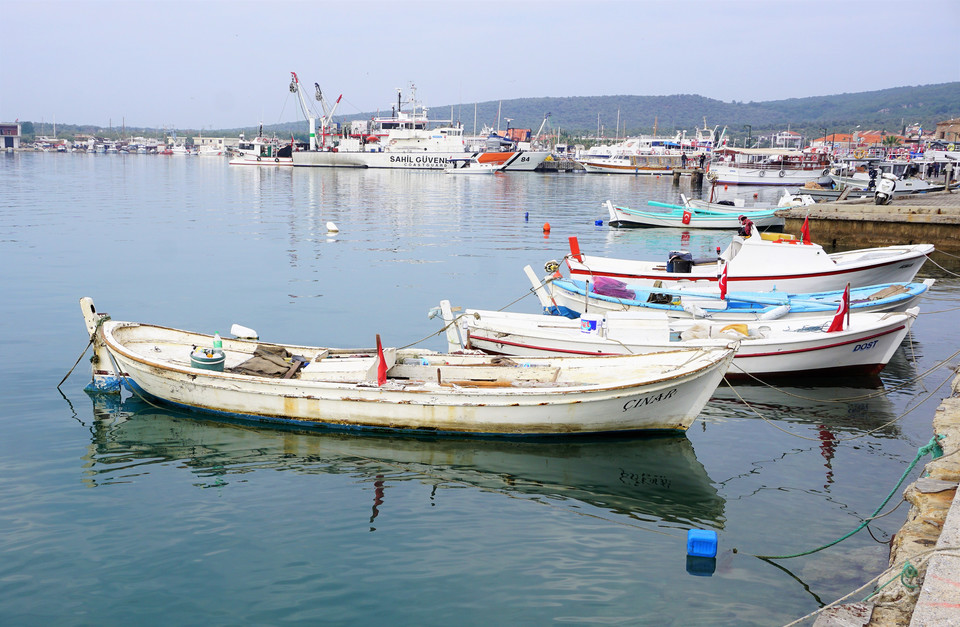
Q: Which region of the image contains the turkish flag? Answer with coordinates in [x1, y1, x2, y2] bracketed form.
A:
[718, 264, 728, 300]
[376, 334, 387, 386]
[827, 284, 850, 332]
[801, 216, 811, 245]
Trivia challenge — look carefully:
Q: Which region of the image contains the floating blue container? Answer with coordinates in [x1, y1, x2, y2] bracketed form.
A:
[686, 529, 718, 558]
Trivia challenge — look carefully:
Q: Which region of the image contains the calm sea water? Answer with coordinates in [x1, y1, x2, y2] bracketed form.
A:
[1, 153, 958, 626]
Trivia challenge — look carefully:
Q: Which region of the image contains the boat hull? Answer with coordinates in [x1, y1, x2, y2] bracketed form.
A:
[566, 243, 933, 293]
[293, 150, 462, 169]
[546, 279, 931, 320]
[94, 318, 734, 436]
[456, 309, 916, 378]
[607, 203, 783, 230]
[709, 165, 827, 186]
[293, 149, 548, 171]
[228, 156, 294, 166]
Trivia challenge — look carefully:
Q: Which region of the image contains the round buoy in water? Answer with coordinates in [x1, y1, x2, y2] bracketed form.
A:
[543, 222, 550, 232]
[326, 221, 339, 233]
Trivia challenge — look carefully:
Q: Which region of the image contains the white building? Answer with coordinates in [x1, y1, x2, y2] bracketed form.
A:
[1, 123, 21, 150]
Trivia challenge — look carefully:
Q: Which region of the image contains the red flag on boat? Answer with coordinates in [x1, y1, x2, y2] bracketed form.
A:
[681, 209, 692, 225]
[801, 216, 811, 245]
[375, 334, 387, 386]
[718, 263, 728, 300]
[827, 284, 850, 333]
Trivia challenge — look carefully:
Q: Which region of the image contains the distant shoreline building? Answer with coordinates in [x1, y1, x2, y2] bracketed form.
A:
[1, 123, 21, 150]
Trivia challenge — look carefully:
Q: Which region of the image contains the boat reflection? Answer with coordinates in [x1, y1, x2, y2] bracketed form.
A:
[83, 395, 725, 528]
[709, 379, 900, 438]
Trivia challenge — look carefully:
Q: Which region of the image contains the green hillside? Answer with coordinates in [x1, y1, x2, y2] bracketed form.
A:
[20, 82, 959, 143]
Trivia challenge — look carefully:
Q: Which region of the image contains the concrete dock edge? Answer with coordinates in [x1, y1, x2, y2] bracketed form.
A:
[864, 368, 960, 626]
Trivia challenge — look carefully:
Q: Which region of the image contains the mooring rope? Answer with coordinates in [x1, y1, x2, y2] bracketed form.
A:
[924, 254, 960, 278]
[780, 545, 960, 627]
[57, 314, 111, 391]
[746, 435, 945, 561]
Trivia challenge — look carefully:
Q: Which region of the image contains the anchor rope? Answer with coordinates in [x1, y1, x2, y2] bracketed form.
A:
[395, 275, 556, 350]
[57, 314, 112, 391]
[746, 434, 946, 561]
[721, 369, 956, 444]
[779, 546, 960, 627]
[724, 347, 960, 404]
[923, 254, 960, 278]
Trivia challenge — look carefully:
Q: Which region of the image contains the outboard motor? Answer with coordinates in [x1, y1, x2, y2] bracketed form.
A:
[875, 172, 897, 205]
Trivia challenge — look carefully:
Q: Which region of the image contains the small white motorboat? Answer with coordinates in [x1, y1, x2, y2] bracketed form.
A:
[436, 301, 919, 379]
[444, 157, 502, 174]
[79, 298, 735, 436]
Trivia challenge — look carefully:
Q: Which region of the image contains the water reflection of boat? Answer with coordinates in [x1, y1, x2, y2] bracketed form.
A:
[84, 396, 725, 527]
[709, 381, 901, 437]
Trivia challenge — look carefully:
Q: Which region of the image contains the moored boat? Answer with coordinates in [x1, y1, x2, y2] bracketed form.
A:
[579, 154, 682, 175]
[79, 298, 736, 436]
[445, 156, 502, 175]
[561, 231, 933, 293]
[436, 301, 919, 379]
[708, 147, 831, 186]
[228, 133, 293, 166]
[605, 200, 784, 230]
[534, 272, 933, 320]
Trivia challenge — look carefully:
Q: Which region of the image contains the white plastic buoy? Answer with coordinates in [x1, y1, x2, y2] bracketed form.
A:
[326, 221, 339, 233]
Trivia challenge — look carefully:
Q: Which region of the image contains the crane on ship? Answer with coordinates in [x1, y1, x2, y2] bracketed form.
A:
[290, 71, 341, 151]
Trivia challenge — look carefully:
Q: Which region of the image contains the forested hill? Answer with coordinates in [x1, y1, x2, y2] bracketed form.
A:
[22, 82, 959, 141]
[414, 82, 960, 138]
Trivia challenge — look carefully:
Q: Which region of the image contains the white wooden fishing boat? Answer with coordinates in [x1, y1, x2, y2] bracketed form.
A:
[561, 231, 933, 293]
[605, 200, 784, 230]
[79, 298, 735, 436]
[437, 301, 919, 379]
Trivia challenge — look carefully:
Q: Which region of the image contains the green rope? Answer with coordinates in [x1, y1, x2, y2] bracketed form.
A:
[862, 560, 920, 602]
[755, 434, 945, 560]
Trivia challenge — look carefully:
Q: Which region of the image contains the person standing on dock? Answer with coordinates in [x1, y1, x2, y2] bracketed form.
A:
[699, 153, 706, 169]
[681, 153, 688, 169]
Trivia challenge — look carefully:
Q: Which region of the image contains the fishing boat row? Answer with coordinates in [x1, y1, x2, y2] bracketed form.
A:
[77, 210, 935, 437]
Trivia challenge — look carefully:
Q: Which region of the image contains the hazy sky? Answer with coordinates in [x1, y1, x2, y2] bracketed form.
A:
[3, 0, 958, 130]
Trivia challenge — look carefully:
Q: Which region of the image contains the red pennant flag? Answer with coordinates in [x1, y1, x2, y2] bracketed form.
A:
[718, 263, 728, 300]
[801, 216, 811, 245]
[375, 334, 387, 386]
[827, 284, 850, 332]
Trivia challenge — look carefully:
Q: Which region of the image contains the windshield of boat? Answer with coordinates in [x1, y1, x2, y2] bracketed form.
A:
[723, 239, 742, 262]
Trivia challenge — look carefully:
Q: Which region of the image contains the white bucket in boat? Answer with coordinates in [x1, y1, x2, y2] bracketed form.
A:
[580, 313, 603, 335]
